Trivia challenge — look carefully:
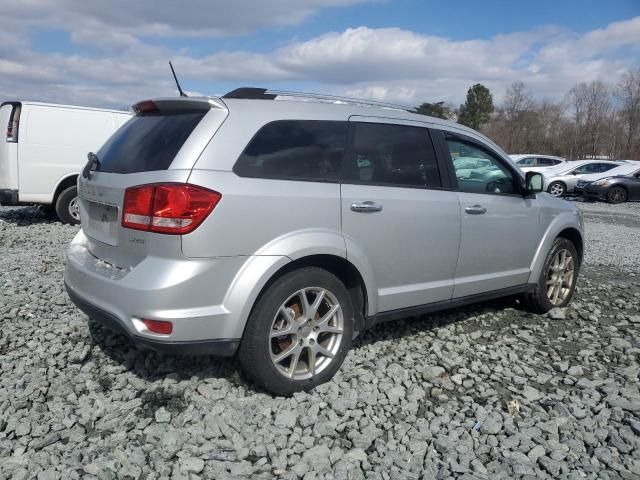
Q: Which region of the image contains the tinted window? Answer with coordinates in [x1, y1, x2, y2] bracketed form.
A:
[599, 163, 617, 173]
[573, 163, 616, 174]
[446, 134, 517, 194]
[97, 112, 205, 174]
[234, 120, 347, 181]
[343, 123, 440, 188]
[516, 157, 535, 166]
[537, 158, 555, 166]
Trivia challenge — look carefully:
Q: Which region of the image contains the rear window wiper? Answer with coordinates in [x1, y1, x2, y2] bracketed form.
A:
[83, 152, 101, 179]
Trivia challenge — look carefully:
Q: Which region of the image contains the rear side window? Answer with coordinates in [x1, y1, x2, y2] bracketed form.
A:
[97, 112, 205, 174]
[342, 123, 441, 188]
[537, 158, 556, 166]
[234, 120, 347, 181]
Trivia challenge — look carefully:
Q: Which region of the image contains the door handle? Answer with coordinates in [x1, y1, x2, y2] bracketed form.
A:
[465, 204, 487, 215]
[350, 201, 383, 213]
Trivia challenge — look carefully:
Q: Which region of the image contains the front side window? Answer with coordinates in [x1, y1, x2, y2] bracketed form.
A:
[446, 134, 517, 194]
[516, 157, 535, 166]
[342, 123, 441, 188]
[234, 120, 347, 181]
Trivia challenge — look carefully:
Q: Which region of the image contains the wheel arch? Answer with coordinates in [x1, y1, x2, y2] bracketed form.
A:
[249, 254, 370, 334]
[528, 215, 584, 284]
[557, 227, 583, 263]
[52, 174, 79, 202]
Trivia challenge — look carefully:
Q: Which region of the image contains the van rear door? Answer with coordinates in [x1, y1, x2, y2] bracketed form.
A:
[0, 102, 21, 199]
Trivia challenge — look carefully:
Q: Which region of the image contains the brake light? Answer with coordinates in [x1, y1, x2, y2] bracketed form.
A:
[122, 183, 221, 234]
[133, 100, 158, 114]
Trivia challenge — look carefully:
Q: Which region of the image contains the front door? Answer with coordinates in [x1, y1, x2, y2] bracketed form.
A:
[341, 118, 461, 313]
[440, 131, 543, 298]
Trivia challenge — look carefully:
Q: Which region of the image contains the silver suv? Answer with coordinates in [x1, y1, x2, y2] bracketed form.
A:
[64, 89, 584, 395]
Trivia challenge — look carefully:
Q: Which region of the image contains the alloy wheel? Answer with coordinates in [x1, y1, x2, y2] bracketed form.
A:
[549, 183, 565, 197]
[546, 248, 575, 305]
[269, 287, 344, 380]
[608, 187, 627, 204]
[68, 196, 80, 221]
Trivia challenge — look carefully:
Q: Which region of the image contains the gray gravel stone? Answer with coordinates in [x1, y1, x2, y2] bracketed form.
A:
[1, 201, 639, 479]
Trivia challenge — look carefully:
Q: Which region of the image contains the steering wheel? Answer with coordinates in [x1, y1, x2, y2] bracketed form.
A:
[486, 177, 512, 194]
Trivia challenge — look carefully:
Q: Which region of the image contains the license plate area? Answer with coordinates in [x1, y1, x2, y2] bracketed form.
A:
[84, 200, 119, 246]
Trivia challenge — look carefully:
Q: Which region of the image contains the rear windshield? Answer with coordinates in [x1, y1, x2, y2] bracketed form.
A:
[96, 112, 205, 173]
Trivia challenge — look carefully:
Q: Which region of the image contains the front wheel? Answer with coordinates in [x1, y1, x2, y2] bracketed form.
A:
[548, 181, 566, 197]
[607, 186, 627, 204]
[55, 186, 80, 225]
[238, 267, 353, 396]
[522, 237, 580, 313]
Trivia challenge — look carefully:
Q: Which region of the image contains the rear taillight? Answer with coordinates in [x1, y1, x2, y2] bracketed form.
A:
[6, 120, 18, 142]
[122, 183, 221, 234]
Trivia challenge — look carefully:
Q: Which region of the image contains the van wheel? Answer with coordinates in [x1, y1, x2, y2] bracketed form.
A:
[522, 237, 580, 314]
[238, 267, 354, 396]
[55, 186, 80, 225]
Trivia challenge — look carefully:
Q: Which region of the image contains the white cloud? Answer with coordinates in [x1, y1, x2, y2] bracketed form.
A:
[0, 9, 638, 109]
[0, 0, 374, 37]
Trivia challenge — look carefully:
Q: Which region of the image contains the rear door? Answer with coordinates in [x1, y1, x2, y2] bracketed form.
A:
[436, 130, 542, 298]
[0, 102, 20, 192]
[341, 117, 460, 313]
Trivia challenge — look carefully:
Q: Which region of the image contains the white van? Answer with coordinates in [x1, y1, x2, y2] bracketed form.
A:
[0, 101, 130, 224]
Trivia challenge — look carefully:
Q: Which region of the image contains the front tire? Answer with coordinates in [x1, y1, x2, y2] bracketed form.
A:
[523, 237, 580, 314]
[548, 181, 566, 197]
[55, 186, 80, 225]
[238, 267, 354, 396]
[607, 186, 627, 204]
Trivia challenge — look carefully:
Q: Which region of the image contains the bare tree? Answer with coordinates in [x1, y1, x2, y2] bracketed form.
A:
[503, 81, 535, 152]
[616, 68, 640, 158]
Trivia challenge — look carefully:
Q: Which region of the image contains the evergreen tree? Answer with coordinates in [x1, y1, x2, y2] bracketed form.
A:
[458, 84, 494, 130]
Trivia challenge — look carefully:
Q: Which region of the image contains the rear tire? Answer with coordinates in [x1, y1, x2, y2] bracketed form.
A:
[607, 186, 627, 204]
[522, 237, 580, 314]
[238, 267, 354, 396]
[55, 186, 80, 225]
[547, 181, 566, 197]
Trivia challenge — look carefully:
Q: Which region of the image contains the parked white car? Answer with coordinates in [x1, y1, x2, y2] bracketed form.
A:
[543, 160, 624, 197]
[0, 101, 130, 223]
[510, 154, 566, 172]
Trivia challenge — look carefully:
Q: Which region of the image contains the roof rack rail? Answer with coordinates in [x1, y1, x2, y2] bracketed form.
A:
[222, 87, 416, 112]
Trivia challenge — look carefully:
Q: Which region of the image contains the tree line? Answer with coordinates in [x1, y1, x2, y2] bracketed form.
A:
[416, 68, 640, 160]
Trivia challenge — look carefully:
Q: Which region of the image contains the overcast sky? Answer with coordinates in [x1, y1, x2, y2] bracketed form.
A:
[0, 0, 638, 110]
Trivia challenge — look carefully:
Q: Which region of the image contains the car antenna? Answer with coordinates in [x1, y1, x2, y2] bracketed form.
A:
[169, 61, 188, 97]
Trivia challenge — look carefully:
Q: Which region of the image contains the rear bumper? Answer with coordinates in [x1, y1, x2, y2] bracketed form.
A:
[64, 230, 248, 356]
[0, 189, 18, 205]
[65, 283, 239, 356]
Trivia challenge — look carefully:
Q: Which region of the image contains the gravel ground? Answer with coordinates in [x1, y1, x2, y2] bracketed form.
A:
[0, 202, 639, 480]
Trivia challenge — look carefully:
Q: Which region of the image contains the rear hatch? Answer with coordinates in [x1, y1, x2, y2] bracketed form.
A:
[0, 102, 21, 191]
[77, 97, 228, 269]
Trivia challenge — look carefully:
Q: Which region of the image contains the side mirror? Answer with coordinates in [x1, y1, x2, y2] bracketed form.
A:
[571, 170, 578, 175]
[525, 171, 543, 195]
